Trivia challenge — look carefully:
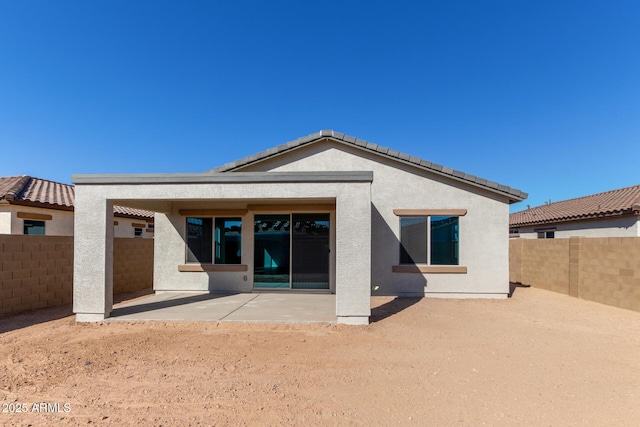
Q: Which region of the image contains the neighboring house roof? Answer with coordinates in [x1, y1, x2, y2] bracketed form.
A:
[510, 184, 640, 228]
[0, 176, 154, 219]
[209, 130, 527, 203]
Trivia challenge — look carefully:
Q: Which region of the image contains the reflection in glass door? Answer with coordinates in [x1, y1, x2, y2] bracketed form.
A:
[253, 213, 331, 290]
[291, 214, 330, 289]
[253, 215, 290, 288]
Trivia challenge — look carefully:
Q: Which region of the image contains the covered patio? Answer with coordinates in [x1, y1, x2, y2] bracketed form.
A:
[72, 171, 373, 325]
[108, 292, 337, 323]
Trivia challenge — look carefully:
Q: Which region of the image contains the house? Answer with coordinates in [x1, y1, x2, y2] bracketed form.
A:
[510, 184, 640, 239]
[72, 130, 527, 324]
[0, 175, 154, 237]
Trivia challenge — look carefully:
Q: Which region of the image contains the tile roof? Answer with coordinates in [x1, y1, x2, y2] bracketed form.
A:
[209, 130, 527, 203]
[510, 184, 640, 227]
[112, 205, 154, 219]
[0, 176, 154, 219]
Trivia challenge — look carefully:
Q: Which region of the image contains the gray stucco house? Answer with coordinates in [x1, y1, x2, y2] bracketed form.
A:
[72, 130, 526, 325]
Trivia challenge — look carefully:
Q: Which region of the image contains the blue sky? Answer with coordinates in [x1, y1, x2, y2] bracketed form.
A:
[1, 1, 638, 212]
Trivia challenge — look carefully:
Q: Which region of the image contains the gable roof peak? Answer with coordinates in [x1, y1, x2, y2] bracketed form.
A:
[208, 130, 527, 203]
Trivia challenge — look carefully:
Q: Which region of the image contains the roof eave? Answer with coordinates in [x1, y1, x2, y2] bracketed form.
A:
[213, 133, 527, 203]
[114, 212, 155, 220]
[0, 198, 74, 212]
[510, 209, 637, 228]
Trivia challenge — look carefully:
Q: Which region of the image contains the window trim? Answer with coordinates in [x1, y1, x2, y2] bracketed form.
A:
[18, 212, 52, 221]
[393, 209, 466, 274]
[393, 209, 467, 217]
[178, 264, 248, 272]
[392, 265, 467, 274]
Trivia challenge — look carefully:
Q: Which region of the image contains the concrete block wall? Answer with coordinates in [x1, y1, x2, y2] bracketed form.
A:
[1, 235, 153, 316]
[519, 239, 570, 294]
[578, 237, 640, 311]
[509, 238, 523, 284]
[510, 236, 640, 312]
[0, 235, 73, 316]
[113, 238, 154, 294]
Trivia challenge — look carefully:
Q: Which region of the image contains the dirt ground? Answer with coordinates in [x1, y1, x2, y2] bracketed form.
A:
[1, 287, 639, 426]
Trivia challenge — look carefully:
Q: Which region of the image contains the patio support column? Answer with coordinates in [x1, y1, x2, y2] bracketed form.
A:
[335, 184, 371, 325]
[73, 187, 114, 321]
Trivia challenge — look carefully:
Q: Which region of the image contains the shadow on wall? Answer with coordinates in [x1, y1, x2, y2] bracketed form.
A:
[371, 204, 427, 296]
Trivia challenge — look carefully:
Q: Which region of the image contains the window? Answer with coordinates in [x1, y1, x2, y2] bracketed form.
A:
[400, 215, 459, 265]
[134, 228, 143, 237]
[400, 217, 427, 264]
[187, 218, 213, 263]
[215, 218, 242, 264]
[537, 231, 555, 239]
[24, 220, 45, 235]
[186, 217, 241, 264]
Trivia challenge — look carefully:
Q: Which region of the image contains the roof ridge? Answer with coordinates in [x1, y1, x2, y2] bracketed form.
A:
[28, 176, 74, 188]
[208, 130, 527, 203]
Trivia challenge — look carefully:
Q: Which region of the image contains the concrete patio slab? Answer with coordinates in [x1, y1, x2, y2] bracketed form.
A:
[223, 293, 336, 323]
[108, 292, 337, 324]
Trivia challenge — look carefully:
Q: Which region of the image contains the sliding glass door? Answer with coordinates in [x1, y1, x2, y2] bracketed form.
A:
[254, 214, 290, 288]
[291, 214, 330, 289]
[253, 213, 330, 290]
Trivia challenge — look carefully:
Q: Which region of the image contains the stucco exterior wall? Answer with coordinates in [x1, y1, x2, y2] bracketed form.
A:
[237, 141, 512, 297]
[73, 176, 372, 323]
[0, 205, 74, 236]
[154, 209, 336, 292]
[154, 210, 252, 293]
[0, 210, 11, 234]
[114, 217, 154, 239]
[0, 205, 152, 238]
[515, 216, 639, 239]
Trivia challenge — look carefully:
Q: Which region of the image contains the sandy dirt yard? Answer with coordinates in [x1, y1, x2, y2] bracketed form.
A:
[1, 287, 639, 426]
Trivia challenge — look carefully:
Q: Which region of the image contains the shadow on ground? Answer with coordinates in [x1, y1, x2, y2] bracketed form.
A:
[110, 292, 237, 318]
[370, 297, 422, 323]
[508, 282, 531, 298]
[0, 289, 154, 334]
[0, 304, 73, 334]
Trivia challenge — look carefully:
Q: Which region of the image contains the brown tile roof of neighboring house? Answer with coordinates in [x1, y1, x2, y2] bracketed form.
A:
[510, 184, 640, 227]
[209, 130, 527, 203]
[112, 205, 154, 219]
[0, 176, 154, 219]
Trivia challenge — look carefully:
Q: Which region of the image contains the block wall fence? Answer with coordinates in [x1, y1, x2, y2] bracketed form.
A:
[0, 235, 153, 317]
[510, 236, 640, 312]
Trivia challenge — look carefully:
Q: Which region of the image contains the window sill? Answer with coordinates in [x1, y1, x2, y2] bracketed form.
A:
[178, 264, 248, 272]
[392, 265, 467, 274]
